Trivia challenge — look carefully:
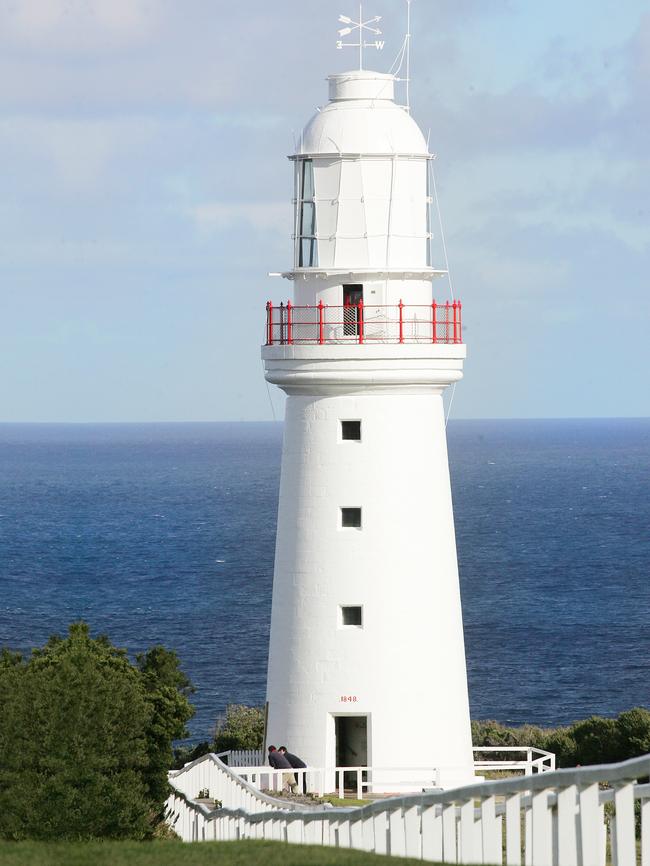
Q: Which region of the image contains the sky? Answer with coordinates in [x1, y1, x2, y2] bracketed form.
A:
[0, 0, 648, 422]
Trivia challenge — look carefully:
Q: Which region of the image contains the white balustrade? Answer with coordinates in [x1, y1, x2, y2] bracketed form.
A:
[166, 752, 650, 865]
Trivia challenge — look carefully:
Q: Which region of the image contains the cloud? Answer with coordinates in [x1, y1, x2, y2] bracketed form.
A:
[0, 0, 161, 53]
[186, 202, 291, 235]
[0, 115, 160, 194]
[0, 0, 647, 421]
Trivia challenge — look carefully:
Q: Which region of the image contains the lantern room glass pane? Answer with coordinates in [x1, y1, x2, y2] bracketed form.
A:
[297, 159, 318, 267]
[301, 159, 314, 199]
[300, 238, 317, 267]
[300, 202, 315, 236]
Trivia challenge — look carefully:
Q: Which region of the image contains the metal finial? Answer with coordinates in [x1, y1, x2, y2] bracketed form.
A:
[336, 3, 384, 70]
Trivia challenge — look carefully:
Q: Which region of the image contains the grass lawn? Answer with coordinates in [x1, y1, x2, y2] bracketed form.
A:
[0, 840, 428, 865]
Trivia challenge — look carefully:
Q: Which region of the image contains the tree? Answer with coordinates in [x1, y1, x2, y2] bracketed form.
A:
[136, 645, 195, 806]
[542, 727, 577, 768]
[616, 708, 650, 759]
[213, 704, 264, 753]
[0, 622, 194, 841]
[569, 716, 621, 766]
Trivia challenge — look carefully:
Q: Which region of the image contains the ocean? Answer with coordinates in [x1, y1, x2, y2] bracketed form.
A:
[0, 419, 648, 740]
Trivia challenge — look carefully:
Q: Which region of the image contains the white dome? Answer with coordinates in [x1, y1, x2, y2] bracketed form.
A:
[298, 69, 429, 156]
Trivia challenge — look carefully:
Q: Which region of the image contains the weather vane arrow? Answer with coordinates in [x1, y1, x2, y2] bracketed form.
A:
[336, 3, 385, 70]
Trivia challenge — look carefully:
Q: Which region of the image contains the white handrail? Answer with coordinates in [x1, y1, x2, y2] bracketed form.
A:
[166, 752, 650, 863]
[472, 746, 556, 774]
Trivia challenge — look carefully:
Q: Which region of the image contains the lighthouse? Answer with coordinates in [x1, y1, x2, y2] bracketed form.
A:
[261, 48, 475, 791]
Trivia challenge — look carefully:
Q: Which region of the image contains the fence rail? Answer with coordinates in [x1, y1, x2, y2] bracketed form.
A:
[166, 752, 650, 864]
[214, 747, 555, 790]
[472, 747, 555, 775]
[265, 300, 462, 346]
[231, 765, 444, 800]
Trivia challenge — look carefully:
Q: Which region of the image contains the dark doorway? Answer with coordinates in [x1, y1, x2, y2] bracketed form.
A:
[343, 284, 363, 337]
[335, 716, 368, 791]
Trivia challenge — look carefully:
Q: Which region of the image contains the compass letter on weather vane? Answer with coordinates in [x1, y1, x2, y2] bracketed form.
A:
[336, 3, 385, 70]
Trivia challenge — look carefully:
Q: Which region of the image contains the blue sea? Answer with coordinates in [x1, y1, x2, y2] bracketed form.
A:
[0, 419, 648, 740]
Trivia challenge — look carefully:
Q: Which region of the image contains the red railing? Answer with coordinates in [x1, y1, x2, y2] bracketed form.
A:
[265, 300, 463, 346]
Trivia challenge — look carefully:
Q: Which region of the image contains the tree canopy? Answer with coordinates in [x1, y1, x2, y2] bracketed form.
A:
[0, 622, 194, 840]
[213, 704, 265, 753]
[472, 707, 650, 768]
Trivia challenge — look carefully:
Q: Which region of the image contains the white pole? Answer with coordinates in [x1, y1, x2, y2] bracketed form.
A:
[406, 0, 412, 111]
[359, 1, 363, 70]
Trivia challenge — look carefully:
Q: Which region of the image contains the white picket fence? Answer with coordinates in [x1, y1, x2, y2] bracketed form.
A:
[472, 747, 555, 775]
[217, 746, 555, 796]
[228, 764, 447, 799]
[166, 752, 650, 864]
[216, 749, 264, 768]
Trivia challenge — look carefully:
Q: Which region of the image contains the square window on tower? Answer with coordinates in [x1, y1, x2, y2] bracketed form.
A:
[340, 606, 363, 628]
[341, 507, 362, 529]
[341, 420, 361, 441]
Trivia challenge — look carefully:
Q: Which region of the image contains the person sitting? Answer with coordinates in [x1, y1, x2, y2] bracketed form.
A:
[267, 745, 296, 793]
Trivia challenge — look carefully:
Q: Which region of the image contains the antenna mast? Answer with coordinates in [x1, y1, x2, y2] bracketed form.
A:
[406, 0, 412, 111]
[360, 1, 363, 70]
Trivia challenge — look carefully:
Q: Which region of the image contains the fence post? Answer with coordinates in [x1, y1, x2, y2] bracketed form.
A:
[556, 786, 578, 866]
[287, 300, 293, 345]
[358, 300, 364, 344]
[403, 805, 421, 859]
[458, 301, 463, 344]
[318, 300, 324, 345]
[459, 798, 476, 864]
[452, 301, 458, 344]
[431, 301, 437, 344]
[399, 299, 404, 344]
[266, 302, 273, 346]
[445, 301, 450, 345]
[614, 783, 636, 866]
[578, 782, 601, 863]
[389, 808, 406, 857]
[531, 790, 553, 866]
[280, 302, 285, 345]
[641, 796, 650, 866]
[481, 796, 501, 865]
[505, 793, 522, 866]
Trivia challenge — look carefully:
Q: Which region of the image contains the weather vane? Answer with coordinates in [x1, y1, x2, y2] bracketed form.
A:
[336, 3, 384, 70]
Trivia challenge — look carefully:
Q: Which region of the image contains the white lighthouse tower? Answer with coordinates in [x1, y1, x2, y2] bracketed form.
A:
[262, 26, 475, 790]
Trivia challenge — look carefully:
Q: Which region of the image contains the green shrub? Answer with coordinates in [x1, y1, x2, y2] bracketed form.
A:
[541, 727, 576, 767]
[472, 708, 650, 769]
[213, 705, 264, 753]
[571, 716, 621, 766]
[616, 708, 650, 759]
[172, 741, 212, 770]
[0, 623, 194, 841]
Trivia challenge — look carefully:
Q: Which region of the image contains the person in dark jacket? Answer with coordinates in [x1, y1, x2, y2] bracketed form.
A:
[267, 745, 296, 792]
[279, 746, 307, 793]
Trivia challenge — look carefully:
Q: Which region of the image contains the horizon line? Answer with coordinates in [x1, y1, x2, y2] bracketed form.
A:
[0, 416, 648, 425]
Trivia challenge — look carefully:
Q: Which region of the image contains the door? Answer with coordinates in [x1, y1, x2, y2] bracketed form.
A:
[335, 715, 368, 793]
[343, 284, 363, 337]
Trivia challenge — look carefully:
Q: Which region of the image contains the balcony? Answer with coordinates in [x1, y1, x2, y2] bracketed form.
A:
[265, 300, 463, 346]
